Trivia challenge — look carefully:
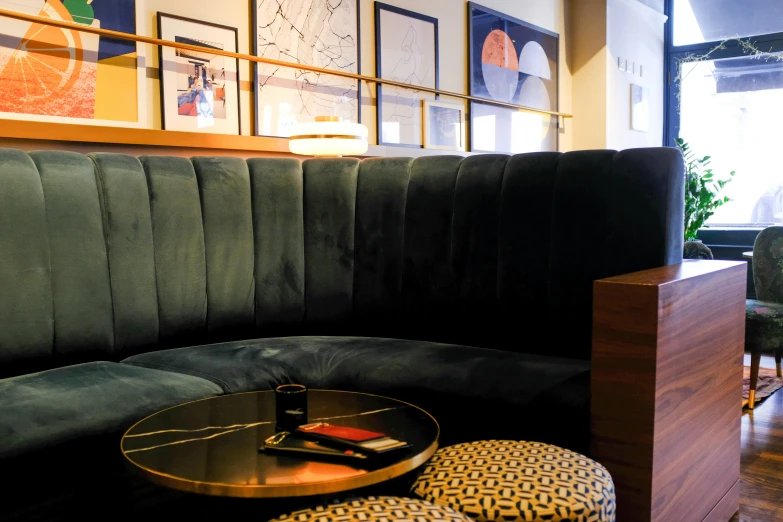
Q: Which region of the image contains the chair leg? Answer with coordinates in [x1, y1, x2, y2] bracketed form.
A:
[776, 349, 782, 378]
[749, 351, 762, 409]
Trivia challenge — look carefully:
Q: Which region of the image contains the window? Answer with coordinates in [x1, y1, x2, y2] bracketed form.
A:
[666, 0, 783, 226]
[673, 0, 783, 46]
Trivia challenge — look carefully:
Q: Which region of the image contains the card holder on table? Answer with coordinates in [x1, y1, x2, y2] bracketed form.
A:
[294, 423, 410, 454]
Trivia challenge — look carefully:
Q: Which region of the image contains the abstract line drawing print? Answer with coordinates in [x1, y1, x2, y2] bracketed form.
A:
[382, 23, 431, 145]
[254, 0, 359, 138]
[376, 5, 437, 147]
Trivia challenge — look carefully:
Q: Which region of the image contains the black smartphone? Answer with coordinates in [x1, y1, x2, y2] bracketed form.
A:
[260, 431, 369, 461]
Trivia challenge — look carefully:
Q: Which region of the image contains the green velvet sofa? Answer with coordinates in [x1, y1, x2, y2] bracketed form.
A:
[0, 147, 683, 519]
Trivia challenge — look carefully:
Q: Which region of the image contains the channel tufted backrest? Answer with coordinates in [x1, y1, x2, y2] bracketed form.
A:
[29, 151, 115, 357]
[89, 153, 158, 352]
[246, 158, 305, 328]
[0, 150, 54, 363]
[192, 156, 256, 335]
[0, 147, 683, 376]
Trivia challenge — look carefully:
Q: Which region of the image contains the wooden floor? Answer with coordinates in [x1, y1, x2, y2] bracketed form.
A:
[733, 355, 783, 521]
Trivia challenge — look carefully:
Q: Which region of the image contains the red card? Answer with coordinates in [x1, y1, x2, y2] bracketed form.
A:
[299, 424, 386, 442]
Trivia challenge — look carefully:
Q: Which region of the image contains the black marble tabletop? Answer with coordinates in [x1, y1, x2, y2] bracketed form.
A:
[121, 390, 439, 498]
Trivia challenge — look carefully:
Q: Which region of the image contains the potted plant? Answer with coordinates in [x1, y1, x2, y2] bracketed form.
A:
[676, 138, 735, 258]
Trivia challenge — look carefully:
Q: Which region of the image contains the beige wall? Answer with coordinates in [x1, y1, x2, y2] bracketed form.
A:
[134, 0, 572, 152]
[570, 0, 607, 150]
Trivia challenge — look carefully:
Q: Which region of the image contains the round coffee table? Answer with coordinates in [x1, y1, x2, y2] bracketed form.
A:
[121, 390, 439, 498]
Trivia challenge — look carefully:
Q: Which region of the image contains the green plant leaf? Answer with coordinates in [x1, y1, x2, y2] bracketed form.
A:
[676, 138, 735, 243]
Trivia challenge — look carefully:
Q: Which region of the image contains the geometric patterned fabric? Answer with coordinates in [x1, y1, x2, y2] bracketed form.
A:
[270, 496, 473, 522]
[412, 441, 616, 522]
[746, 299, 783, 352]
[747, 226, 783, 355]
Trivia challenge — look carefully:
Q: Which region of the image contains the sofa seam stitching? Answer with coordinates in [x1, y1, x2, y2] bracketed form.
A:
[89, 155, 120, 355]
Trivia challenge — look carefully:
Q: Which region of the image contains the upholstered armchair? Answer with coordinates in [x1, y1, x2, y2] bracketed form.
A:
[746, 226, 783, 408]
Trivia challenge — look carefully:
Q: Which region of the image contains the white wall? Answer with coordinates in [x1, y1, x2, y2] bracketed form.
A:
[570, 0, 667, 150]
[606, 0, 666, 149]
[134, 0, 572, 151]
[637, 0, 665, 13]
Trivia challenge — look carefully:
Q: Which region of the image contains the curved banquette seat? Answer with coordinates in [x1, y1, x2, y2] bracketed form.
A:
[0, 147, 683, 517]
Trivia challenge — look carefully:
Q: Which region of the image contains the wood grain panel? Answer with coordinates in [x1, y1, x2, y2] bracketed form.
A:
[0, 119, 291, 153]
[705, 481, 740, 522]
[592, 260, 747, 522]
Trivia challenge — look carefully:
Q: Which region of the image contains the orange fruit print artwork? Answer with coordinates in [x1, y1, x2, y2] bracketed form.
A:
[0, 0, 98, 118]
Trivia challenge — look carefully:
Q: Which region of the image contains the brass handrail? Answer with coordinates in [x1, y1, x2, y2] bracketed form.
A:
[0, 7, 572, 119]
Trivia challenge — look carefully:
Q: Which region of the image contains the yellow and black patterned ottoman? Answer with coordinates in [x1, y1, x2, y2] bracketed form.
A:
[271, 496, 474, 522]
[411, 440, 615, 522]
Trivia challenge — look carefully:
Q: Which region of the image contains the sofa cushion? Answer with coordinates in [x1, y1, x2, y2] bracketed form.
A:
[122, 336, 591, 449]
[89, 153, 159, 353]
[140, 155, 208, 344]
[0, 361, 222, 460]
[247, 158, 306, 329]
[30, 151, 115, 357]
[192, 157, 256, 335]
[0, 149, 53, 366]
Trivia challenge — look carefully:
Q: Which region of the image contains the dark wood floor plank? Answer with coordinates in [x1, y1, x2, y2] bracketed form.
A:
[737, 383, 783, 520]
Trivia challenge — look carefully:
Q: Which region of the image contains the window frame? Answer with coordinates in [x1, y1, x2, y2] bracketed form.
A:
[663, 0, 783, 231]
[664, 0, 783, 148]
[664, 0, 783, 293]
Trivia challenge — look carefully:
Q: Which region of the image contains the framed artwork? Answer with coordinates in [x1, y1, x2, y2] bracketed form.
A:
[0, 0, 147, 127]
[631, 84, 650, 132]
[375, 2, 438, 148]
[468, 2, 558, 153]
[157, 13, 241, 135]
[253, 0, 360, 138]
[423, 100, 465, 151]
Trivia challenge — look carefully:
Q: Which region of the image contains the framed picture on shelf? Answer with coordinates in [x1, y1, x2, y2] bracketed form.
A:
[468, 2, 558, 153]
[375, 2, 438, 148]
[422, 100, 465, 151]
[0, 0, 147, 127]
[253, 0, 360, 138]
[157, 13, 240, 135]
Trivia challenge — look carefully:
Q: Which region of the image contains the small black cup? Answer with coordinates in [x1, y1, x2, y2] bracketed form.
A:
[275, 384, 308, 431]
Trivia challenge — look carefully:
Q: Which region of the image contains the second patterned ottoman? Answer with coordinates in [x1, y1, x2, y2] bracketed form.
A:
[411, 440, 615, 522]
[270, 496, 474, 522]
